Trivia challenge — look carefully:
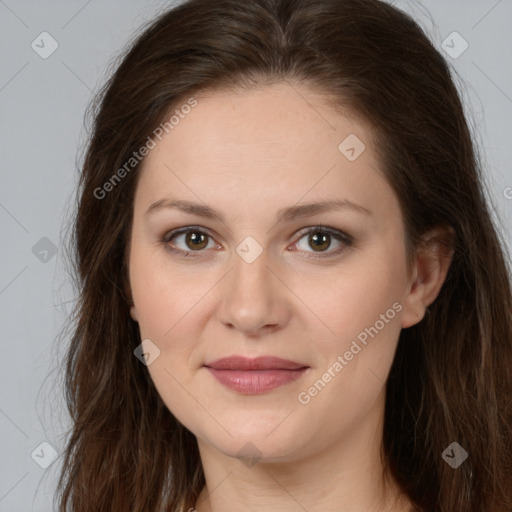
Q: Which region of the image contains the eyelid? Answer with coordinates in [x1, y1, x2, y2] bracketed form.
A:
[294, 225, 352, 243]
[162, 225, 353, 258]
[291, 225, 353, 258]
[162, 225, 216, 243]
[162, 225, 219, 257]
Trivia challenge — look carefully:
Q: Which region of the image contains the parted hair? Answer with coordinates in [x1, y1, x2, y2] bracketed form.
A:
[56, 0, 512, 511]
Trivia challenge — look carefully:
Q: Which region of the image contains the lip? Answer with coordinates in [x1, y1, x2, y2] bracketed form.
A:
[204, 356, 309, 394]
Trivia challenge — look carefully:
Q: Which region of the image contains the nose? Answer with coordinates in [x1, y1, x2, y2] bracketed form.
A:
[215, 245, 292, 337]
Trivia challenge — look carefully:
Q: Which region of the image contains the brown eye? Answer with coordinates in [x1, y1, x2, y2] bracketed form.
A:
[293, 227, 352, 258]
[164, 227, 215, 254]
[184, 231, 208, 250]
[308, 231, 331, 252]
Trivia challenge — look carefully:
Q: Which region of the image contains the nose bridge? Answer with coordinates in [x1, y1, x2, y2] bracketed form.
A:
[230, 239, 273, 306]
[216, 237, 288, 333]
[232, 240, 270, 291]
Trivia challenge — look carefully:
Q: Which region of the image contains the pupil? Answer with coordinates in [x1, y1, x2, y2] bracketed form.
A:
[310, 232, 330, 251]
[187, 232, 207, 250]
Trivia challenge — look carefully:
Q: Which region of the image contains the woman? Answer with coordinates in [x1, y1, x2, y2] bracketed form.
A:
[56, 0, 512, 511]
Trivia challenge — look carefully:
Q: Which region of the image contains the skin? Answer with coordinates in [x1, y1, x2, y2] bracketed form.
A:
[127, 81, 453, 512]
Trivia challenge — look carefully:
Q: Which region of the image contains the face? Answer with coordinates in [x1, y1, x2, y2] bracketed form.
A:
[127, 81, 419, 463]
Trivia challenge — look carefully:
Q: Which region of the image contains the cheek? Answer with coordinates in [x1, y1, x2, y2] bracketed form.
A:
[129, 244, 202, 338]
[128, 245, 221, 409]
[291, 242, 407, 418]
[129, 248, 209, 422]
[295, 244, 407, 355]
[293, 266, 404, 435]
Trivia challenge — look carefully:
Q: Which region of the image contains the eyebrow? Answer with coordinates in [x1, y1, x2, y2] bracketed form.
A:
[144, 198, 371, 223]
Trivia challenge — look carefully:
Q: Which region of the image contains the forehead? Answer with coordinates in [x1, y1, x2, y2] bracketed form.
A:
[134, 82, 392, 218]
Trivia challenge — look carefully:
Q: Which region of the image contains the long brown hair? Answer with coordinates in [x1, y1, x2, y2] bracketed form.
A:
[55, 0, 512, 510]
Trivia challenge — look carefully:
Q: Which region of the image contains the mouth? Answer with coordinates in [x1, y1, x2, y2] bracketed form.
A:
[204, 356, 310, 394]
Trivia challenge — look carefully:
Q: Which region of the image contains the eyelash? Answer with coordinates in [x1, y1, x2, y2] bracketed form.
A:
[161, 225, 353, 260]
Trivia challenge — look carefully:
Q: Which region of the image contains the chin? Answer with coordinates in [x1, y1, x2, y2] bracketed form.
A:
[195, 416, 311, 464]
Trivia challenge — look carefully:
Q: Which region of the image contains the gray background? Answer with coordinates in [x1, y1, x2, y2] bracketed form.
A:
[1, 1, 511, 510]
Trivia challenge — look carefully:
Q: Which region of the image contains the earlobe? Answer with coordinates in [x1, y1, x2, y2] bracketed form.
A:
[401, 226, 455, 329]
[125, 280, 138, 322]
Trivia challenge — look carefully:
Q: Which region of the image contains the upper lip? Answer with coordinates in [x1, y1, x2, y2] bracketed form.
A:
[205, 356, 308, 371]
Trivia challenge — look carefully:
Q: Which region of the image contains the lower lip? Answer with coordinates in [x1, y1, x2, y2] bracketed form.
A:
[206, 367, 308, 394]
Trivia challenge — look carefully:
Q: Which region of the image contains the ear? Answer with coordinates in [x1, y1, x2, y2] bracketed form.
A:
[124, 276, 139, 323]
[401, 225, 455, 328]
[130, 302, 139, 323]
